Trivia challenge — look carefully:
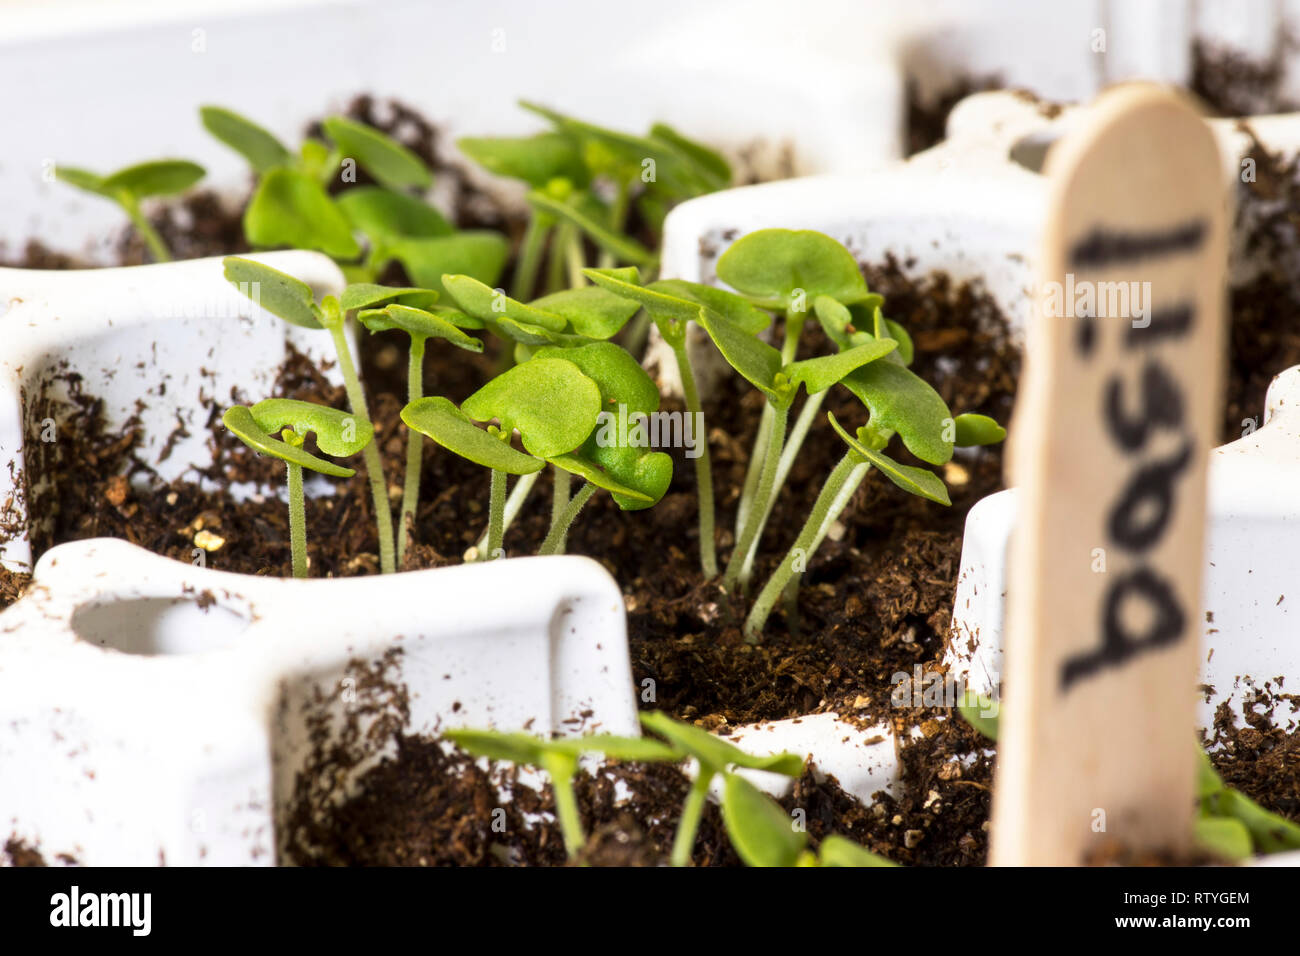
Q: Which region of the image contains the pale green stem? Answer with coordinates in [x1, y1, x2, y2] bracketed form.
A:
[397, 335, 426, 566]
[547, 222, 576, 293]
[287, 462, 307, 579]
[779, 459, 870, 614]
[672, 336, 717, 578]
[565, 226, 586, 288]
[484, 468, 506, 560]
[735, 308, 804, 536]
[745, 451, 861, 641]
[541, 755, 586, 860]
[671, 771, 714, 867]
[123, 199, 171, 263]
[511, 216, 550, 300]
[597, 180, 631, 270]
[476, 470, 539, 554]
[736, 388, 826, 584]
[328, 323, 395, 575]
[539, 482, 596, 556]
[725, 400, 789, 592]
[549, 466, 571, 552]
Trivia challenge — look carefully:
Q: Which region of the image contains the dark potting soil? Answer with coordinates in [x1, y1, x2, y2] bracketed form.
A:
[1191, 39, 1300, 118]
[904, 73, 1005, 156]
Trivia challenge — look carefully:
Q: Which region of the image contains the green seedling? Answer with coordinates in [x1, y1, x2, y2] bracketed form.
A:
[722, 772, 897, 867]
[639, 711, 803, 867]
[55, 159, 205, 262]
[444, 728, 677, 860]
[224, 256, 432, 574]
[532, 342, 672, 554]
[583, 267, 772, 578]
[201, 105, 506, 289]
[401, 358, 602, 559]
[356, 291, 484, 564]
[958, 693, 1300, 861]
[221, 399, 372, 577]
[459, 102, 728, 299]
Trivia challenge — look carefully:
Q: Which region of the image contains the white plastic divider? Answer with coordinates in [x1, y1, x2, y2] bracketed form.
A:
[0, 536, 637, 865]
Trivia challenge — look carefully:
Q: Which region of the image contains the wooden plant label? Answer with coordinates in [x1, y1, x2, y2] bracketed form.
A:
[990, 85, 1227, 865]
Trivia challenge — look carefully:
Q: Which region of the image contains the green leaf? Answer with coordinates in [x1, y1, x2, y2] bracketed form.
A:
[550, 734, 679, 762]
[953, 413, 1007, 447]
[785, 340, 897, 395]
[721, 772, 808, 867]
[358, 305, 483, 352]
[444, 729, 547, 765]
[583, 267, 699, 328]
[883, 318, 914, 366]
[222, 256, 323, 329]
[401, 397, 543, 475]
[441, 273, 567, 332]
[101, 160, 205, 199]
[336, 186, 453, 242]
[340, 283, 437, 312]
[841, 361, 954, 465]
[829, 412, 951, 505]
[648, 122, 731, 191]
[696, 308, 783, 399]
[650, 279, 772, 335]
[530, 281, 642, 339]
[813, 294, 856, 349]
[199, 106, 291, 174]
[547, 454, 654, 502]
[527, 190, 657, 266]
[250, 398, 373, 457]
[717, 229, 870, 308]
[462, 358, 601, 459]
[222, 405, 355, 478]
[639, 712, 804, 777]
[818, 835, 898, 867]
[54, 166, 110, 197]
[1211, 788, 1300, 854]
[392, 231, 509, 294]
[1194, 817, 1253, 862]
[243, 168, 360, 259]
[957, 689, 1000, 741]
[457, 132, 587, 188]
[322, 115, 432, 191]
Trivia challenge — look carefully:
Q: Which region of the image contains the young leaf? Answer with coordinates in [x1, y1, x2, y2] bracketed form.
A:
[717, 229, 870, 308]
[339, 283, 437, 313]
[443, 729, 546, 765]
[530, 281, 642, 339]
[441, 274, 568, 332]
[222, 256, 323, 329]
[639, 711, 804, 777]
[829, 411, 951, 506]
[461, 358, 601, 458]
[953, 413, 1007, 447]
[244, 168, 360, 259]
[650, 279, 772, 335]
[526, 190, 656, 266]
[648, 122, 731, 191]
[785, 340, 897, 395]
[1194, 817, 1253, 862]
[401, 397, 543, 475]
[322, 116, 432, 191]
[550, 734, 679, 763]
[535, 342, 673, 509]
[358, 304, 483, 352]
[695, 309, 783, 399]
[841, 361, 954, 465]
[883, 318, 914, 366]
[250, 398, 373, 457]
[199, 106, 291, 173]
[958, 689, 1000, 741]
[222, 406, 355, 477]
[818, 835, 898, 867]
[583, 267, 700, 327]
[101, 160, 205, 199]
[392, 232, 508, 293]
[336, 186, 454, 242]
[721, 772, 808, 867]
[54, 166, 110, 196]
[457, 132, 588, 188]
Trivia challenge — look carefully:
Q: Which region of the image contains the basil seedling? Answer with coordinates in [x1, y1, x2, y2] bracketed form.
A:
[639, 711, 803, 867]
[222, 399, 372, 577]
[582, 267, 771, 578]
[444, 728, 676, 860]
[224, 256, 429, 574]
[201, 105, 506, 289]
[55, 159, 205, 262]
[401, 358, 602, 559]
